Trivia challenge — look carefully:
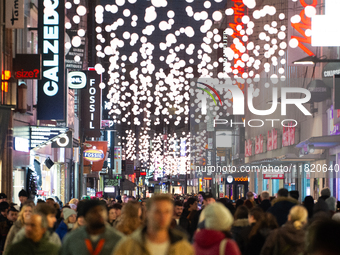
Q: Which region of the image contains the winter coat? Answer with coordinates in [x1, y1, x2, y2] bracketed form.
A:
[258, 200, 271, 212]
[0, 220, 13, 253]
[245, 227, 272, 255]
[267, 197, 299, 226]
[260, 222, 305, 255]
[194, 229, 241, 255]
[60, 224, 123, 255]
[12, 227, 61, 247]
[231, 219, 251, 255]
[3, 220, 23, 252]
[112, 226, 194, 255]
[4, 234, 59, 255]
[55, 221, 71, 241]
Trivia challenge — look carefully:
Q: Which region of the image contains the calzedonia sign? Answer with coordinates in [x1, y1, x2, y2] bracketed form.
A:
[37, 0, 65, 120]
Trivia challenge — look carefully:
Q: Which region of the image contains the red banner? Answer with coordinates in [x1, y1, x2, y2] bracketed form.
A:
[245, 139, 252, 157]
[83, 141, 108, 171]
[255, 135, 263, 154]
[267, 129, 277, 151]
[282, 123, 295, 147]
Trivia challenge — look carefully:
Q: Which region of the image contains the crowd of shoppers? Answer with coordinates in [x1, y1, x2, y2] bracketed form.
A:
[0, 188, 338, 254]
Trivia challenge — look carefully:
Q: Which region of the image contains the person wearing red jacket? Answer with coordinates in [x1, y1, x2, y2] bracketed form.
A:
[193, 202, 241, 255]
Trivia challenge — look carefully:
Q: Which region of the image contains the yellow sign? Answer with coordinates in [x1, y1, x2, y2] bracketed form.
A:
[199, 178, 203, 191]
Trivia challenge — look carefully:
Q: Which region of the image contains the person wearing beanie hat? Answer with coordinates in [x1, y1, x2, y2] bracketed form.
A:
[55, 208, 77, 241]
[18, 190, 28, 210]
[0, 193, 7, 203]
[320, 187, 331, 200]
[193, 202, 241, 255]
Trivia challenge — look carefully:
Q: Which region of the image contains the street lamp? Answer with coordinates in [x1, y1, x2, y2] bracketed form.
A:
[293, 56, 340, 65]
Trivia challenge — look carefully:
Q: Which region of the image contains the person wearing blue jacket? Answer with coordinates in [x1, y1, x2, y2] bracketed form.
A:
[56, 208, 77, 241]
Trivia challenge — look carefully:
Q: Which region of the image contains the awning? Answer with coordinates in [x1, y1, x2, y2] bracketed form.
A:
[296, 135, 340, 149]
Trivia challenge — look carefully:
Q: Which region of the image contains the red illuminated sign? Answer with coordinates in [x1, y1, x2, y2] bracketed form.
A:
[15, 69, 40, 79]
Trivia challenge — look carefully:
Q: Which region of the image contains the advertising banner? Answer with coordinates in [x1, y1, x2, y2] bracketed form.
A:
[13, 54, 42, 80]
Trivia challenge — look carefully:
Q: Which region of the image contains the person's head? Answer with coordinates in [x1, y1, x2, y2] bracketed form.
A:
[204, 192, 215, 205]
[25, 213, 48, 243]
[186, 197, 197, 211]
[261, 191, 270, 201]
[45, 198, 55, 207]
[81, 200, 107, 230]
[18, 189, 28, 204]
[0, 202, 9, 216]
[248, 207, 264, 225]
[235, 199, 244, 208]
[34, 203, 57, 228]
[277, 188, 289, 198]
[246, 191, 254, 201]
[205, 202, 234, 232]
[198, 192, 205, 203]
[18, 204, 33, 224]
[63, 208, 77, 224]
[146, 194, 174, 232]
[174, 201, 183, 217]
[124, 196, 135, 203]
[69, 198, 79, 206]
[0, 193, 7, 203]
[234, 205, 249, 220]
[288, 205, 308, 230]
[306, 219, 340, 255]
[289, 190, 299, 200]
[7, 207, 19, 222]
[320, 187, 331, 198]
[244, 200, 254, 210]
[249, 212, 278, 239]
[108, 203, 123, 222]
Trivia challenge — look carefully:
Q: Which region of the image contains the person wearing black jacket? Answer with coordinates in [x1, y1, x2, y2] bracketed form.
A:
[258, 191, 271, 212]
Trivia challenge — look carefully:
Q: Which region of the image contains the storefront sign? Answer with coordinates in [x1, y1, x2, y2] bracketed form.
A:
[227, 175, 233, 183]
[67, 71, 87, 89]
[51, 130, 72, 148]
[311, 0, 340, 46]
[83, 148, 104, 162]
[282, 123, 295, 147]
[13, 54, 42, 80]
[255, 135, 263, 154]
[263, 173, 284, 179]
[29, 126, 67, 149]
[5, 0, 24, 28]
[14, 137, 29, 152]
[199, 178, 203, 191]
[323, 62, 340, 88]
[327, 106, 340, 135]
[245, 139, 252, 157]
[95, 191, 103, 198]
[83, 141, 108, 171]
[81, 71, 101, 137]
[125, 160, 134, 175]
[288, 0, 318, 65]
[307, 80, 331, 102]
[65, 30, 85, 70]
[38, 0, 65, 120]
[114, 146, 122, 174]
[267, 129, 277, 151]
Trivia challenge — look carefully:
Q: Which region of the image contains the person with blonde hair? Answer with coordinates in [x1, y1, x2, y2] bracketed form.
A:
[261, 205, 307, 255]
[3, 203, 33, 252]
[115, 201, 142, 235]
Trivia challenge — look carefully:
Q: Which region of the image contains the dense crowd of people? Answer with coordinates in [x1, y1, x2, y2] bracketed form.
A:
[0, 187, 338, 254]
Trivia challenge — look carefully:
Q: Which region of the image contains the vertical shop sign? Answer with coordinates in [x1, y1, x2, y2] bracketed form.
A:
[81, 71, 101, 137]
[282, 123, 296, 146]
[255, 135, 263, 154]
[38, 0, 65, 120]
[5, 0, 25, 28]
[114, 146, 122, 174]
[245, 139, 252, 157]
